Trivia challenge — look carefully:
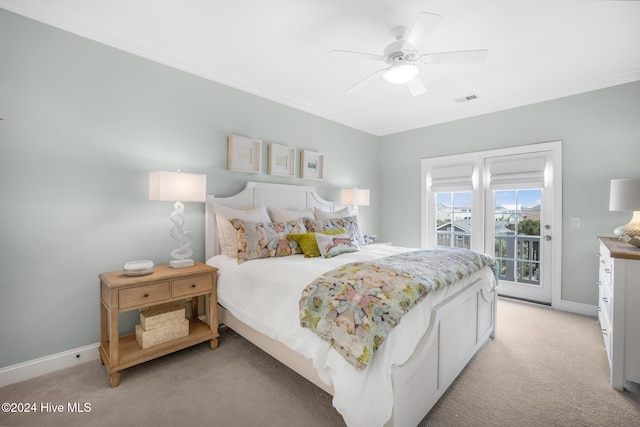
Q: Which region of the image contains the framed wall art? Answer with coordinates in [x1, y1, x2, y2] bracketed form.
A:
[268, 143, 296, 177]
[227, 135, 262, 173]
[300, 150, 324, 180]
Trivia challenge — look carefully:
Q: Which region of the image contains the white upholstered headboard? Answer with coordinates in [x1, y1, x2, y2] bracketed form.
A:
[205, 181, 335, 261]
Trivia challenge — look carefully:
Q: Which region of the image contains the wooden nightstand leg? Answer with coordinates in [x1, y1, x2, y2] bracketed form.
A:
[191, 296, 198, 320]
[210, 337, 218, 350]
[109, 371, 121, 387]
[99, 301, 108, 366]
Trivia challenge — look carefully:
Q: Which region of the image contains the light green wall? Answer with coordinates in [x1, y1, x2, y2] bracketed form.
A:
[2, 8, 638, 369]
[378, 82, 640, 305]
[0, 10, 379, 368]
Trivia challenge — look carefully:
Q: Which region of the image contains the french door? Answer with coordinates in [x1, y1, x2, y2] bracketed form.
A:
[484, 151, 554, 304]
[422, 142, 561, 306]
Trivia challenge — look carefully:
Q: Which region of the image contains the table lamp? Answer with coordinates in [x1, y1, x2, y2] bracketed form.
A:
[341, 187, 370, 215]
[149, 170, 206, 268]
[609, 178, 640, 241]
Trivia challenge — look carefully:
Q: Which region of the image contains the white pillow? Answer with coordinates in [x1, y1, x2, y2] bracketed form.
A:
[268, 207, 314, 223]
[313, 206, 352, 220]
[214, 204, 270, 258]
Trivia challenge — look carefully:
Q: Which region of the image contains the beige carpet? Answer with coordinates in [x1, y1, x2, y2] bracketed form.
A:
[1, 298, 638, 426]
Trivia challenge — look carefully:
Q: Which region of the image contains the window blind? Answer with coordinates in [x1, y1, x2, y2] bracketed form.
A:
[488, 155, 546, 189]
[429, 164, 474, 192]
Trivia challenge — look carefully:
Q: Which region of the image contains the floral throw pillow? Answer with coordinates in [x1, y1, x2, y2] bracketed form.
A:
[304, 216, 364, 245]
[232, 218, 306, 263]
[214, 204, 271, 258]
[287, 228, 347, 258]
[315, 233, 360, 258]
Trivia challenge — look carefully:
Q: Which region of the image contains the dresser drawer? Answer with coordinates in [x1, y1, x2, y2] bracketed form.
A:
[598, 243, 612, 287]
[599, 263, 612, 287]
[119, 281, 170, 309]
[599, 279, 612, 322]
[598, 310, 612, 366]
[172, 274, 213, 298]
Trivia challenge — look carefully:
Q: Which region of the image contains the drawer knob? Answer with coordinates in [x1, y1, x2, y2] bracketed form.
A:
[191, 284, 197, 288]
[602, 328, 608, 335]
[605, 268, 611, 274]
[144, 293, 149, 298]
[602, 297, 608, 303]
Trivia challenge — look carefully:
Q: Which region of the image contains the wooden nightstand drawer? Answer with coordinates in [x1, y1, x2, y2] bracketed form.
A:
[119, 281, 170, 309]
[172, 274, 213, 297]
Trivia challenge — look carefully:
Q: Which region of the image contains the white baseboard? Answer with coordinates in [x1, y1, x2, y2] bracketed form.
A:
[554, 299, 598, 317]
[0, 343, 100, 388]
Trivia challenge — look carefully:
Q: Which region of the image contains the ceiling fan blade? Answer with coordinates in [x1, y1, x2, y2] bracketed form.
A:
[403, 12, 443, 50]
[420, 49, 488, 65]
[330, 49, 385, 61]
[344, 68, 386, 94]
[406, 77, 427, 97]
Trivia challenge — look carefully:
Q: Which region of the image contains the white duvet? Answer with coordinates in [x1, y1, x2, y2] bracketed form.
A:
[207, 246, 493, 427]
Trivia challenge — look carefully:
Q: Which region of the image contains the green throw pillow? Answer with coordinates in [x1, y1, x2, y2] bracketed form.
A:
[287, 228, 347, 258]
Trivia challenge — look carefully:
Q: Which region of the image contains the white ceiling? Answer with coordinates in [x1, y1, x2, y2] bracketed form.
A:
[2, 0, 640, 136]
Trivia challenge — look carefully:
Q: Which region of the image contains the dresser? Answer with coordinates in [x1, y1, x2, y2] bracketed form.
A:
[597, 237, 640, 390]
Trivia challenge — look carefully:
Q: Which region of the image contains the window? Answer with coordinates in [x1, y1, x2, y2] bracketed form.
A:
[422, 160, 481, 252]
[436, 191, 472, 249]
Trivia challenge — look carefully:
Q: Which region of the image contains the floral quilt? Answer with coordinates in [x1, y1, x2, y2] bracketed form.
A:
[299, 247, 495, 370]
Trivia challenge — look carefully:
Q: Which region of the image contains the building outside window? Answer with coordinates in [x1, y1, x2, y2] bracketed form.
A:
[436, 191, 472, 249]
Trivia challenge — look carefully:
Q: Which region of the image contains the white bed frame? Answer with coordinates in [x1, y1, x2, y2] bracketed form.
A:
[205, 182, 497, 427]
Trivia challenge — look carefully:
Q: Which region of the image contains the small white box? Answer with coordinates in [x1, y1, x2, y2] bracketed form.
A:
[140, 305, 185, 330]
[135, 319, 189, 349]
[123, 260, 154, 276]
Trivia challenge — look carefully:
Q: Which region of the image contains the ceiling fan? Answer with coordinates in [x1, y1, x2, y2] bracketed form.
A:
[332, 12, 488, 97]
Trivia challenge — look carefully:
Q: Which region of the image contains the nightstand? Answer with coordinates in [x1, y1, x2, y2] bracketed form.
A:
[99, 262, 218, 387]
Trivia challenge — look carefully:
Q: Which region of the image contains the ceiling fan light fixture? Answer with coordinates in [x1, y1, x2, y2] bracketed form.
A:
[383, 63, 419, 84]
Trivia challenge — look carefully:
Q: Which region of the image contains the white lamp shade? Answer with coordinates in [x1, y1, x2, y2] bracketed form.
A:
[609, 178, 640, 211]
[341, 188, 370, 206]
[149, 171, 206, 202]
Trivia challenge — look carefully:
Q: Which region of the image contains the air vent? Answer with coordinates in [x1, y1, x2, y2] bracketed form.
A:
[455, 94, 479, 103]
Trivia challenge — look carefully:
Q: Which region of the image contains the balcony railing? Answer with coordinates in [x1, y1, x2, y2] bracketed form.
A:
[495, 235, 540, 285]
[437, 232, 471, 250]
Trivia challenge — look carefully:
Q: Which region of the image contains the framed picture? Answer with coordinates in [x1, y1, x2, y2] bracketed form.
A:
[268, 143, 296, 177]
[300, 150, 324, 180]
[227, 135, 262, 173]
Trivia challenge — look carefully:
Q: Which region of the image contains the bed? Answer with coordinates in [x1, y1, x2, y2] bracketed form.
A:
[205, 181, 497, 427]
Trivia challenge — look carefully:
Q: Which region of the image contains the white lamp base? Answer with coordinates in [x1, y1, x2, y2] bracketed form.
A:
[614, 210, 640, 239]
[170, 259, 195, 268]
